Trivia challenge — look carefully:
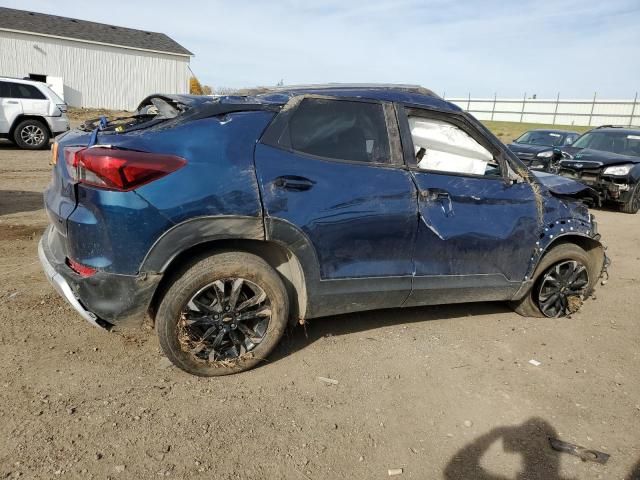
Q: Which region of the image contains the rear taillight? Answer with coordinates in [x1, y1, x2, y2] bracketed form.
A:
[66, 257, 97, 277]
[63, 147, 186, 191]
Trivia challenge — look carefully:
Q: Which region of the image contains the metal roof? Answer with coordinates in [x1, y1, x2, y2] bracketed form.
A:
[0, 7, 193, 56]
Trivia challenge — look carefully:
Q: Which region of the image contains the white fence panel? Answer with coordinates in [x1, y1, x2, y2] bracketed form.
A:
[446, 94, 640, 127]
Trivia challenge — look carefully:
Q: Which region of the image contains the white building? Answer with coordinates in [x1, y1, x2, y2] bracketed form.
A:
[0, 7, 193, 111]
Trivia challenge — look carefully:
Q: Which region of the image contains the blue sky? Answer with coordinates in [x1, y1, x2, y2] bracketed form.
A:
[3, 0, 639, 98]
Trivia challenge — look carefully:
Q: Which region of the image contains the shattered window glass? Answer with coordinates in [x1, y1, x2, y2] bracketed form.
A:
[409, 116, 499, 176]
[283, 98, 391, 164]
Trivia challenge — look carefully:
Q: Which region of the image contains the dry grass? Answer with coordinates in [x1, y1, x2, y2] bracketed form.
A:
[67, 107, 131, 121]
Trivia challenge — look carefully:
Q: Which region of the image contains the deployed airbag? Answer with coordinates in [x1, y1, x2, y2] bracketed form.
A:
[409, 117, 493, 175]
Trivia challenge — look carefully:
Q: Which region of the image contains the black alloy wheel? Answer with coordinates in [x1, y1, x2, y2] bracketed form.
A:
[156, 251, 288, 376]
[178, 277, 271, 362]
[536, 260, 589, 317]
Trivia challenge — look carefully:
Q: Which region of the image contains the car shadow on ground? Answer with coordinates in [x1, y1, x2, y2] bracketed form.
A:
[593, 204, 630, 215]
[0, 140, 54, 151]
[0, 140, 22, 150]
[0, 190, 44, 216]
[270, 301, 512, 364]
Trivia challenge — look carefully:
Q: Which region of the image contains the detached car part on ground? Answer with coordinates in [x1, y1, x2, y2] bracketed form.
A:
[39, 85, 608, 376]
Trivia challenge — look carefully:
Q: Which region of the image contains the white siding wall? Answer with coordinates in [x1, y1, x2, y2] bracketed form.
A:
[0, 30, 190, 110]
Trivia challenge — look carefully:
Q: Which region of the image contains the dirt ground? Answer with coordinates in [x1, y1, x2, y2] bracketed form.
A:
[1, 138, 639, 480]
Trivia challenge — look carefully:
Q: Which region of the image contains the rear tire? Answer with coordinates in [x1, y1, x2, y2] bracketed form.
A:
[13, 119, 50, 150]
[620, 184, 640, 214]
[156, 251, 289, 376]
[510, 243, 599, 318]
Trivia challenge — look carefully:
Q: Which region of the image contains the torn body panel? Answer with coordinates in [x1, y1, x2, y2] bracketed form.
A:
[533, 171, 600, 205]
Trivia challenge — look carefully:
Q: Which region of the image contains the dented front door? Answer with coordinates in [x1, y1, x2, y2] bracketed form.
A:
[398, 106, 540, 306]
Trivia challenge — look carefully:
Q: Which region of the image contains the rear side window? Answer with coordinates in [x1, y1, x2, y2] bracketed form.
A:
[0, 82, 10, 97]
[8, 82, 47, 100]
[279, 98, 391, 164]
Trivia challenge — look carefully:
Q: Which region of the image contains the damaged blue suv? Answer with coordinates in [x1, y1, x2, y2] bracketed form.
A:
[39, 85, 607, 376]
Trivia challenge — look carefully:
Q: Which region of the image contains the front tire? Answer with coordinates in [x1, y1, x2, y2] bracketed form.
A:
[156, 251, 289, 376]
[510, 243, 599, 318]
[13, 119, 50, 150]
[620, 184, 640, 214]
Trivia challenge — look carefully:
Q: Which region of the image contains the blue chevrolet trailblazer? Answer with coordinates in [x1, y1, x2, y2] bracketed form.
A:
[39, 85, 607, 376]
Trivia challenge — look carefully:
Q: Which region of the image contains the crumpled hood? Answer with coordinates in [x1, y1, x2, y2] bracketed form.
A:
[532, 171, 598, 203]
[560, 147, 640, 166]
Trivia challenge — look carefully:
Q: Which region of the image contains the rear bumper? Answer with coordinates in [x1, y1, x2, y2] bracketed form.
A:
[38, 237, 106, 328]
[38, 226, 162, 328]
[45, 115, 70, 135]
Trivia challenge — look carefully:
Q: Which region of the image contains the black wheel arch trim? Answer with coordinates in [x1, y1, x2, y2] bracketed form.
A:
[140, 215, 266, 273]
[513, 229, 606, 301]
[142, 215, 313, 323]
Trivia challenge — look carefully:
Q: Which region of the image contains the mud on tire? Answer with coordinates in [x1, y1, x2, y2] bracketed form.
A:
[510, 243, 602, 318]
[156, 251, 289, 376]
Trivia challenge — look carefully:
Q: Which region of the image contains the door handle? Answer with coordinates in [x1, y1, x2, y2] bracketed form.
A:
[274, 176, 314, 191]
[419, 189, 454, 217]
[5, 100, 19, 104]
[419, 189, 450, 201]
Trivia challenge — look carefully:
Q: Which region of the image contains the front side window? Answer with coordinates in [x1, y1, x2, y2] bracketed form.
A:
[9, 83, 46, 100]
[409, 116, 499, 176]
[280, 98, 391, 164]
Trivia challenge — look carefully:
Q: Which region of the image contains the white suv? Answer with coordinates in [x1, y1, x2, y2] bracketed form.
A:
[0, 77, 70, 150]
